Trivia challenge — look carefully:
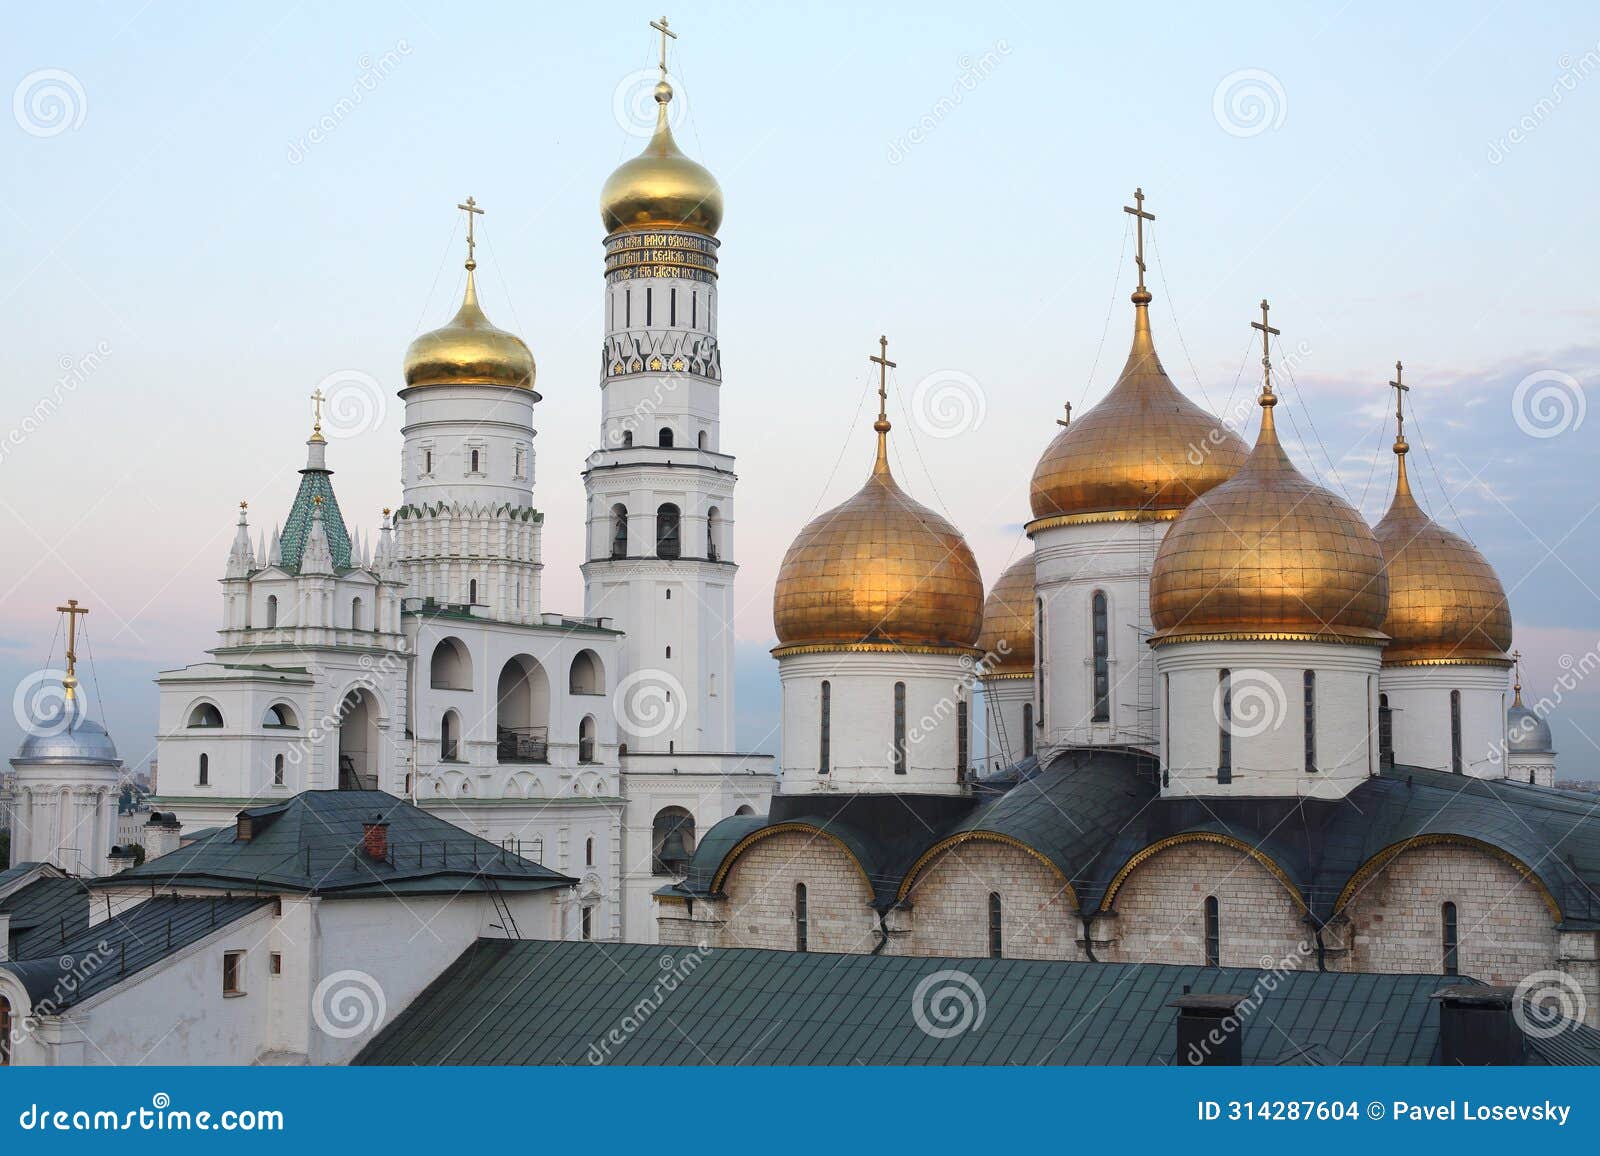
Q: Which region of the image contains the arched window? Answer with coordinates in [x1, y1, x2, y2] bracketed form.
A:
[468, 579, 478, 605]
[351, 596, 364, 631]
[585, 836, 595, 867]
[611, 504, 628, 558]
[273, 753, 285, 786]
[0, 995, 10, 1065]
[1450, 690, 1463, 773]
[655, 503, 681, 559]
[578, 715, 596, 764]
[188, 703, 223, 729]
[1217, 670, 1233, 784]
[470, 449, 480, 473]
[697, 430, 708, 450]
[988, 892, 1003, 958]
[1442, 901, 1459, 975]
[706, 506, 722, 561]
[621, 430, 633, 448]
[734, 805, 755, 816]
[795, 883, 809, 953]
[266, 595, 278, 627]
[429, 637, 472, 690]
[893, 682, 908, 775]
[424, 449, 433, 474]
[1378, 693, 1394, 768]
[198, 753, 210, 786]
[651, 807, 695, 875]
[263, 703, 297, 728]
[440, 711, 460, 762]
[1091, 591, 1110, 723]
[569, 649, 604, 695]
[658, 427, 674, 448]
[1204, 896, 1220, 966]
[1303, 669, 1317, 772]
[819, 680, 831, 774]
[957, 698, 969, 777]
[1035, 596, 1046, 721]
[1022, 702, 1034, 758]
[581, 906, 593, 941]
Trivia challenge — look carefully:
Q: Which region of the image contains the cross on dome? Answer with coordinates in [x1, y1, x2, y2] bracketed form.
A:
[1251, 298, 1280, 402]
[457, 195, 484, 269]
[650, 15, 677, 78]
[1123, 187, 1155, 300]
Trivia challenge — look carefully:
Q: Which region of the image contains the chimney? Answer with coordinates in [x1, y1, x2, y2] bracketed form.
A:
[106, 845, 137, 873]
[361, 813, 390, 861]
[235, 813, 255, 841]
[143, 811, 183, 860]
[1168, 993, 1250, 1066]
[1434, 985, 1525, 1065]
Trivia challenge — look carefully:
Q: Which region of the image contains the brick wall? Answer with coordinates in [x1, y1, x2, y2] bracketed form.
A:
[1105, 841, 1313, 969]
[719, 831, 879, 954]
[1341, 843, 1559, 985]
[899, 839, 1082, 959]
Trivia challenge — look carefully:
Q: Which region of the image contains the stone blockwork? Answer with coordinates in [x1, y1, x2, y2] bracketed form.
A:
[899, 839, 1082, 959]
[1103, 840, 1313, 969]
[1339, 843, 1559, 986]
[717, 831, 879, 953]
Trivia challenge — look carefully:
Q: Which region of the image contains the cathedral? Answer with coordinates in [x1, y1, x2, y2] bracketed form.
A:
[6, 18, 1588, 1032]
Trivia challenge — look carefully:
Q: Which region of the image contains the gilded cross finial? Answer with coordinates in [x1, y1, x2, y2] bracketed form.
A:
[1123, 187, 1155, 300]
[457, 196, 485, 270]
[1251, 298, 1280, 400]
[1512, 648, 1525, 705]
[55, 598, 88, 701]
[869, 334, 897, 427]
[309, 385, 326, 442]
[1389, 360, 1410, 445]
[650, 15, 677, 78]
[1057, 401, 1072, 428]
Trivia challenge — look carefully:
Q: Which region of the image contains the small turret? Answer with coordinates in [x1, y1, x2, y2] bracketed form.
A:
[225, 501, 255, 578]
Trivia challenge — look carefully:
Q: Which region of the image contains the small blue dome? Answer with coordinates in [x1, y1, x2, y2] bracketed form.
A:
[1507, 702, 1554, 754]
[13, 705, 120, 766]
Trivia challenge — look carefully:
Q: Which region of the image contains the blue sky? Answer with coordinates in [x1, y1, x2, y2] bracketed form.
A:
[2, 1, 1597, 775]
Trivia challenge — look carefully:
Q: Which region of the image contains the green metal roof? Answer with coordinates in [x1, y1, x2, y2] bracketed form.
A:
[277, 463, 352, 572]
[1, 874, 90, 960]
[354, 939, 1600, 1066]
[93, 790, 575, 899]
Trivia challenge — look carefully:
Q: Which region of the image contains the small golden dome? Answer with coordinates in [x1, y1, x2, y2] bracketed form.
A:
[976, 555, 1035, 674]
[1150, 387, 1388, 645]
[1029, 302, 1249, 527]
[1374, 424, 1510, 665]
[403, 267, 537, 393]
[773, 402, 983, 653]
[601, 80, 723, 237]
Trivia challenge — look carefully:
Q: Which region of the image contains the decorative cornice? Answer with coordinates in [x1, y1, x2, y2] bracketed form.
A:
[1381, 656, 1515, 669]
[770, 642, 985, 660]
[1026, 508, 1181, 536]
[710, 822, 873, 894]
[977, 670, 1034, 681]
[897, 830, 1076, 905]
[1149, 628, 1389, 649]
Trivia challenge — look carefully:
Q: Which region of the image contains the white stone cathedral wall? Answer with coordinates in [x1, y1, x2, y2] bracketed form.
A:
[399, 384, 537, 511]
[1104, 841, 1312, 969]
[718, 831, 879, 953]
[979, 676, 1035, 774]
[1380, 665, 1508, 777]
[1339, 843, 1560, 987]
[899, 841, 1081, 960]
[1507, 752, 1556, 787]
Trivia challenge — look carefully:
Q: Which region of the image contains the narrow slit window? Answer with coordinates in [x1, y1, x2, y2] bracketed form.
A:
[1218, 669, 1232, 784]
[819, 680, 831, 774]
[1450, 689, 1463, 773]
[1303, 669, 1317, 772]
[1204, 896, 1220, 966]
[795, 883, 809, 952]
[1442, 901, 1459, 975]
[893, 682, 907, 775]
[1091, 591, 1110, 722]
[988, 892, 1003, 958]
[1022, 702, 1034, 758]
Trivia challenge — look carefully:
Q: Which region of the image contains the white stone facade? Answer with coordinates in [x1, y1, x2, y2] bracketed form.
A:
[1380, 663, 1508, 779]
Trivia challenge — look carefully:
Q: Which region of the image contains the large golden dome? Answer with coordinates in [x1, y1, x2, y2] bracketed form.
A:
[773, 405, 983, 654]
[976, 555, 1035, 675]
[1374, 420, 1510, 666]
[403, 266, 537, 393]
[601, 80, 723, 237]
[1029, 299, 1249, 528]
[1150, 386, 1388, 645]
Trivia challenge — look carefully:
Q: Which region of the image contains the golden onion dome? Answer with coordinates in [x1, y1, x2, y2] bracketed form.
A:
[1150, 383, 1389, 645]
[600, 79, 723, 237]
[403, 265, 538, 393]
[1029, 298, 1249, 528]
[1373, 405, 1510, 666]
[975, 555, 1035, 675]
[773, 384, 983, 654]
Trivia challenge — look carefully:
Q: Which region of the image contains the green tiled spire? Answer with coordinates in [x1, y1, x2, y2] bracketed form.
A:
[279, 437, 352, 573]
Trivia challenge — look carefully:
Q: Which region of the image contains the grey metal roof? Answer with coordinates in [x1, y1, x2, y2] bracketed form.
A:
[95, 790, 575, 899]
[1, 874, 90, 960]
[1508, 701, 1555, 753]
[355, 938, 1600, 1066]
[11, 708, 120, 766]
[0, 895, 269, 1009]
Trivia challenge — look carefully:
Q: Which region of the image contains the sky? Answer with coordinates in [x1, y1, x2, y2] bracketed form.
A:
[1, 1, 1597, 777]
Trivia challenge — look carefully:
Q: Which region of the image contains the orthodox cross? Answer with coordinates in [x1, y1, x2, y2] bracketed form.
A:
[869, 334, 896, 425]
[1251, 298, 1280, 397]
[1123, 187, 1155, 293]
[651, 16, 677, 77]
[1389, 360, 1409, 439]
[1512, 648, 1524, 699]
[457, 196, 484, 268]
[55, 598, 88, 700]
[1057, 401, 1072, 428]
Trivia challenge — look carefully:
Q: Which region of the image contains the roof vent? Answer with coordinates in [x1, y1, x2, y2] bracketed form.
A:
[362, 814, 390, 861]
[1168, 993, 1250, 1066]
[1433, 985, 1525, 1065]
[236, 813, 255, 842]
